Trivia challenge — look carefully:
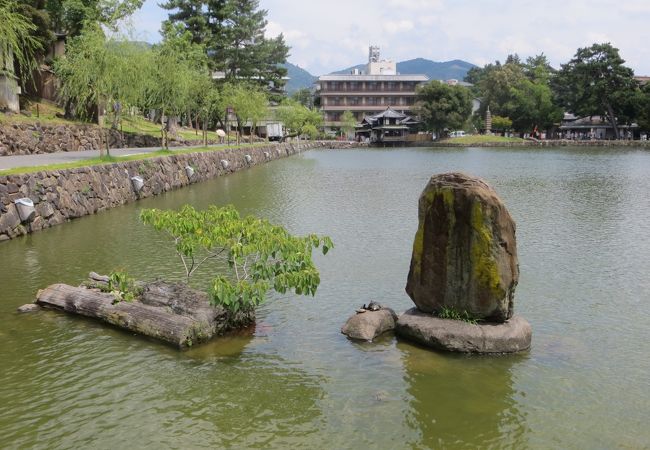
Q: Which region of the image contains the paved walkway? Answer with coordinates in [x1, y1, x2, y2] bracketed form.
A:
[0, 144, 224, 171]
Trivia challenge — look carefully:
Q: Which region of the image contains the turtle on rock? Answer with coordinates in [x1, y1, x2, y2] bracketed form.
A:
[365, 301, 382, 311]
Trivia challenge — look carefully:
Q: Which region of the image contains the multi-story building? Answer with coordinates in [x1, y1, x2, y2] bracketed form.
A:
[317, 46, 428, 128]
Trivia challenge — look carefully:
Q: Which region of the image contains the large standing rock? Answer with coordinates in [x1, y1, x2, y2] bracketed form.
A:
[405, 173, 518, 322]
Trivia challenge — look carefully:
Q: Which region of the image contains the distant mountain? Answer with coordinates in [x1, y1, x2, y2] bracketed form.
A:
[332, 58, 476, 81]
[398, 58, 476, 81]
[282, 62, 316, 94]
[281, 58, 477, 94]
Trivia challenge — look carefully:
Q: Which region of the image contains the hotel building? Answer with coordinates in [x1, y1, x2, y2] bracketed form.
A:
[317, 46, 429, 127]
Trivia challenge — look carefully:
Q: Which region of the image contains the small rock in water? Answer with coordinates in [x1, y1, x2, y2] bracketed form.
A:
[374, 390, 389, 402]
[342, 307, 397, 341]
[17, 304, 40, 313]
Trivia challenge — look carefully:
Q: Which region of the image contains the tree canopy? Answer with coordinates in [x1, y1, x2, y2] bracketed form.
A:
[221, 81, 268, 143]
[552, 43, 639, 139]
[467, 54, 561, 133]
[415, 81, 472, 138]
[161, 0, 289, 95]
[274, 99, 322, 140]
[140, 205, 333, 312]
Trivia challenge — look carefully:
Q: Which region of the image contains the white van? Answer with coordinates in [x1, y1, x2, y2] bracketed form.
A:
[448, 130, 466, 138]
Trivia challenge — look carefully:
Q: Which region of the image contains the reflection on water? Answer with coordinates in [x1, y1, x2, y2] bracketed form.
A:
[0, 313, 325, 449]
[399, 342, 529, 449]
[1, 147, 650, 448]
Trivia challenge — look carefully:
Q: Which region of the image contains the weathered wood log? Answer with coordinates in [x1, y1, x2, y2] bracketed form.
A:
[35, 281, 254, 349]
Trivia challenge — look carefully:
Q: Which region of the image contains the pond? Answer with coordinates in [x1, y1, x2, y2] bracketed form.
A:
[1, 147, 649, 448]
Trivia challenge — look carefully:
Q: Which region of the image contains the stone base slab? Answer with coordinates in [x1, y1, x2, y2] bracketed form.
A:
[395, 308, 531, 354]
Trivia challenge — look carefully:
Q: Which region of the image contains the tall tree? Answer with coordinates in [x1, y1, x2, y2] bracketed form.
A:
[47, 0, 144, 36]
[553, 43, 639, 139]
[415, 81, 472, 139]
[161, 0, 289, 95]
[158, 0, 215, 44]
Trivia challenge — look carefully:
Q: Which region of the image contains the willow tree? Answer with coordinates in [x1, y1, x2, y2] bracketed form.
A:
[145, 23, 209, 148]
[340, 110, 357, 139]
[221, 82, 268, 144]
[53, 24, 148, 155]
[275, 99, 322, 141]
[0, 0, 42, 92]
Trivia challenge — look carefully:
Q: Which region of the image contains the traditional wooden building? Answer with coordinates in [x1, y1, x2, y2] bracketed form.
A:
[355, 107, 419, 144]
[559, 113, 639, 140]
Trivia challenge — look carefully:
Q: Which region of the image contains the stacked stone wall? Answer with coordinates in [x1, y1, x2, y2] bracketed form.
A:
[0, 141, 358, 241]
[0, 122, 219, 156]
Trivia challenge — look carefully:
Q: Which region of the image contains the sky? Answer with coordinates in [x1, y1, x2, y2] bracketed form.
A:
[129, 0, 650, 76]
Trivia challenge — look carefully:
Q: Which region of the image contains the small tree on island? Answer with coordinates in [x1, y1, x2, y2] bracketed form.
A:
[140, 205, 333, 312]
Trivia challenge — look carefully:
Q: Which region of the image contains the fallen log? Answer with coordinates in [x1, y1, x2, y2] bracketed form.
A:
[35, 279, 254, 349]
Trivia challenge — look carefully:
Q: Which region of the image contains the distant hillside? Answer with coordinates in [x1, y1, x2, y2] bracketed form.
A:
[282, 62, 316, 94]
[332, 58, 476, 81]
[281, 58, 477, 93]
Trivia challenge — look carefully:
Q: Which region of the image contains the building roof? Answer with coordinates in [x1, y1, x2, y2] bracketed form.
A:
[372, 107, 408, 119]
[372, 125, 410, 130]
[559, 115, 638, 129]
[318, 74, 429, 82]
[359, 107, 420, 127]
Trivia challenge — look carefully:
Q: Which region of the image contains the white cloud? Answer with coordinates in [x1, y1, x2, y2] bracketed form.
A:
[383, 20, 414, 34]
[136, 0, 650, 76]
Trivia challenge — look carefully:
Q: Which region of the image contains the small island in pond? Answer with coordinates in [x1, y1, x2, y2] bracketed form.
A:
[29, 205, 333, 349]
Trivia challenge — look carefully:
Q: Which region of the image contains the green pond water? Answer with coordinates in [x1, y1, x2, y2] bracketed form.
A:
[1, 147, 649, 449]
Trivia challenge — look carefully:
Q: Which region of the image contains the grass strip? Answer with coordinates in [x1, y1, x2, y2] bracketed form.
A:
[0, 143, 270, 176]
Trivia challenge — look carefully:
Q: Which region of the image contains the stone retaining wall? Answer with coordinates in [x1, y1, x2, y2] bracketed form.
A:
[0, 141, 356, 242]
[427, 139, 650, 148]
[0, 122, 218, 156]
